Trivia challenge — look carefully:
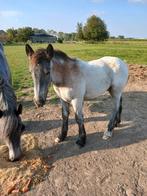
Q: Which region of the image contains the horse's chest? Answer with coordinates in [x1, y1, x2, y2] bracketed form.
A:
[53, 85, 73, 102]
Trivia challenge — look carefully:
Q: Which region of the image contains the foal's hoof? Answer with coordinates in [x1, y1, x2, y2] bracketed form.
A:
[55, 134, 67, 143]
[54, 137, 61, 143]
[76, 137, 86, 147]
[102, 131, 113, 140]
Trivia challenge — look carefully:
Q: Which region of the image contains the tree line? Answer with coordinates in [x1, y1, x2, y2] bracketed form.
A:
[0, 15, 109, 43]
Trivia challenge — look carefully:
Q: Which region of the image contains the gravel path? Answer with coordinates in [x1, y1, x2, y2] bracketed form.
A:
[0, 64, 147, 196]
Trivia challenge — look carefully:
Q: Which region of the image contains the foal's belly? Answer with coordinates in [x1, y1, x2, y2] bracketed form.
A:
[84, 86, 109, 100]
[84, 78, 111, 100]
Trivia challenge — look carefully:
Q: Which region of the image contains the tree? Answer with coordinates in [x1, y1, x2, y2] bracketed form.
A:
[7, 28, 17, 41]
[17, 27, 34, 42]
[76, 22, 84, 40]
[0, 34, 8, 43]
[83, 15, 109, 41]
[118, 35, 125, 39]
[0, 30, 8, 42]
[48, 29, 58, 37]
[57, 32, 64, 40]
[33, 28, 47, 34]
[71, 32, 77, 41]
[64, 33, 73, 41]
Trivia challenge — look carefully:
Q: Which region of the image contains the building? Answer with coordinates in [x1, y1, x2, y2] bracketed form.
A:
[29, 33, 57, 43]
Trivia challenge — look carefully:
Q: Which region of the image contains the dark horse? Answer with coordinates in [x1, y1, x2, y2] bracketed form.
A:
[25, 44, 128, 147]
[0, 43, 25, 161]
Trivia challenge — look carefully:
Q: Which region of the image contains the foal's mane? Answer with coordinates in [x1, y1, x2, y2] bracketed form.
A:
[34, 48, 75, 63]
[0, 43, 16, 113]
[0, 82, 17, 112]
[33, 49, 50, 62]
[54, 50, 75, 62]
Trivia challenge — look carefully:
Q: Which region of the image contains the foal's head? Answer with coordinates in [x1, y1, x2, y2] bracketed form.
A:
[0, 103, 25, 161]
[25, 44, 54, 107]
[0, 77, 25, 161]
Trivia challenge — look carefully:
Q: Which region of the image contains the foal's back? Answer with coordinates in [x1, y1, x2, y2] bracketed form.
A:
[88, 56, 128, 88]
[0, 44, 12, 84]
[76, 56, 128, 99]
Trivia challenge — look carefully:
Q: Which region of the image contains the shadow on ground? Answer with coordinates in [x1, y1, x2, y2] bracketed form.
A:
[21, 90, 147, 163]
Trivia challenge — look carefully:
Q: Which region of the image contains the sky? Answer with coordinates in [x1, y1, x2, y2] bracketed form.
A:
[0, 0, 147, 38]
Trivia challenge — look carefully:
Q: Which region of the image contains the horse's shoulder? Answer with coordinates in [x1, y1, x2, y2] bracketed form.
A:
[52, 57, 79, 75]
[51, 58, 80, 87]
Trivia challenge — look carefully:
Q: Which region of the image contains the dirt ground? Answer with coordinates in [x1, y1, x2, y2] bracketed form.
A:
[0, 64, 147, 196]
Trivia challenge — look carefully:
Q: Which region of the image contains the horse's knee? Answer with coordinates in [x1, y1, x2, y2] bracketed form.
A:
[61, 100, 69, 117]
[75, 113, 84, 124]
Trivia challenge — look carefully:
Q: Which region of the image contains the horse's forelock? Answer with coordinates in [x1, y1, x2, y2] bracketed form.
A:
[32, 49, 51, 65]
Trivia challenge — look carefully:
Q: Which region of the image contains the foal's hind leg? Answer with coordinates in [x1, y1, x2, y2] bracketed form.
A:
[103, 89, 122, 140]
[55, 99, 69, 143]
[71, 98, 86, 147]
[115, 96, 122, 126]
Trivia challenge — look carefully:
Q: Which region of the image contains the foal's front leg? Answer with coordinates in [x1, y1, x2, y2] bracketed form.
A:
[55, 99, 69, 143]
[71, 98, 86, 147]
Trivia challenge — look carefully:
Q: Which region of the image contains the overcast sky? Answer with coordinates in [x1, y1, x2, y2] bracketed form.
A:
[0, 0, 147, 38]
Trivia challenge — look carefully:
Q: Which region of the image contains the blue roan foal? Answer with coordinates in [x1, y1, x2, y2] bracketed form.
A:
[0, 43, 25, 161]
[25, 44, 128, 147]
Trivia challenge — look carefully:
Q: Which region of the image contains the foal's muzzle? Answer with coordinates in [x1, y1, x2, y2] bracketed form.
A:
[9, 147, 22, 162]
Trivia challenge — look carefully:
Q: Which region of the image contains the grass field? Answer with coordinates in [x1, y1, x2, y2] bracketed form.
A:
[4, 40, 147, 97]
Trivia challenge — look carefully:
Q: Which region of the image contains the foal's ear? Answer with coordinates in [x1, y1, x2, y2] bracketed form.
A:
[25, 44, 34, 57]
[0, 110, 3, 118]
[46, 44, 54, 58]
[17, 104, 23, 115]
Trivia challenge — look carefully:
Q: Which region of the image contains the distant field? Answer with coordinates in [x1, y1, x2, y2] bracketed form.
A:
[4, 40, 147, 97]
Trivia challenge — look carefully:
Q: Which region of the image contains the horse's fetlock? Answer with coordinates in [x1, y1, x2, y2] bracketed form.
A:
[59, 131, 67, 141]
[103, 131, 113, 140]
[76, 135, 86, 147]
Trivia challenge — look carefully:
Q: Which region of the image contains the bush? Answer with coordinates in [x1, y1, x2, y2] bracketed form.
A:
[57, 38, 63, 43]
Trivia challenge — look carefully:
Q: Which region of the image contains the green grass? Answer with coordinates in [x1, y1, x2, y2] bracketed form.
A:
[4, 40, 147, 98]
